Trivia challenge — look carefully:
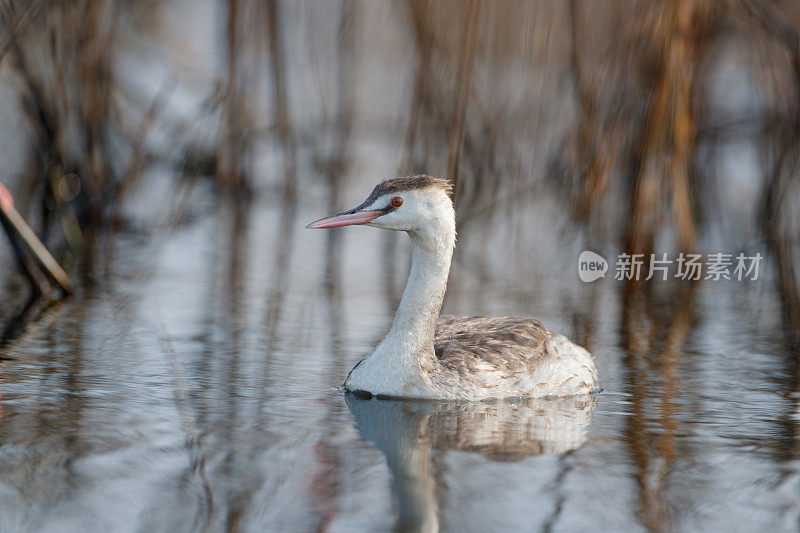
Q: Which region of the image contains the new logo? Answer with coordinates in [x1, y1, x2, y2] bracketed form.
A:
[578, 251, 608, 282]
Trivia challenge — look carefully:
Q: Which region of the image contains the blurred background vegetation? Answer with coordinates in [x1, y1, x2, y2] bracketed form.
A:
[0, 0, 799, 347]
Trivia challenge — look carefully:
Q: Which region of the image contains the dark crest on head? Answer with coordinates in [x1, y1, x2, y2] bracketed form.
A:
[362, 174, 452, 207]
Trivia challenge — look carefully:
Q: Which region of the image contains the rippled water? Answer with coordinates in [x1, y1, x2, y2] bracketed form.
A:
[0, 175, 797, 532]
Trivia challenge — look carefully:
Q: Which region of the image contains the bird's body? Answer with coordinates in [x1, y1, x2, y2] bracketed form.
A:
[308, 175, 598, 401]
[344, 315, 596, 401]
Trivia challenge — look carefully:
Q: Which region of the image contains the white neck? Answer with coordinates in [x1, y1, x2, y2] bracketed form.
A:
[376, 216, 456, 364]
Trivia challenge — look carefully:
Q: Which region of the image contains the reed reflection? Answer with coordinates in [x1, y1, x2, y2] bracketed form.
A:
[622, 281, 697, 532]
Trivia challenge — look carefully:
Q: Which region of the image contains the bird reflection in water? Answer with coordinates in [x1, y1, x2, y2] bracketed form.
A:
[345, 394, 596, 532]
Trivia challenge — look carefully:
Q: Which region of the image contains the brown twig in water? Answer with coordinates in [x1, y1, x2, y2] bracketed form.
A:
[445, 0, 479, 207]
[626, 0, 712, 256]
[0, 183, 73, 294]
[0, 0, 45, 66]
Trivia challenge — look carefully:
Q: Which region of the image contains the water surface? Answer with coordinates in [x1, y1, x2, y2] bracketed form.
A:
[0, 186, 796, 532]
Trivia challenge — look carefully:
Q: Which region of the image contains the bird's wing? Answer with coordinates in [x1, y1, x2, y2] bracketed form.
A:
[434, 315, 553, 381]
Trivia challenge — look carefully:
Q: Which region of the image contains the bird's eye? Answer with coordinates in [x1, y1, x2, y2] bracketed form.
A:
[390, 196, 403, 208]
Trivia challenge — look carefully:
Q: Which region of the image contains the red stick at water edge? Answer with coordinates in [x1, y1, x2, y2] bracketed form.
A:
[0, 182, 12, 211]
[0, 181, 74, 294]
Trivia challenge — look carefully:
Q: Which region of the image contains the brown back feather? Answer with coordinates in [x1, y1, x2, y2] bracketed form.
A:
[434, 315, 553, 379]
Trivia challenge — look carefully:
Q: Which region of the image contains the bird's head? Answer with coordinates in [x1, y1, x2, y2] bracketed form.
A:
[306, 175, 454, 235]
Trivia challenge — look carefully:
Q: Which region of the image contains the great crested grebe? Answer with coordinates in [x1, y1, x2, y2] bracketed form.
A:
[307, 175, 598, 401]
